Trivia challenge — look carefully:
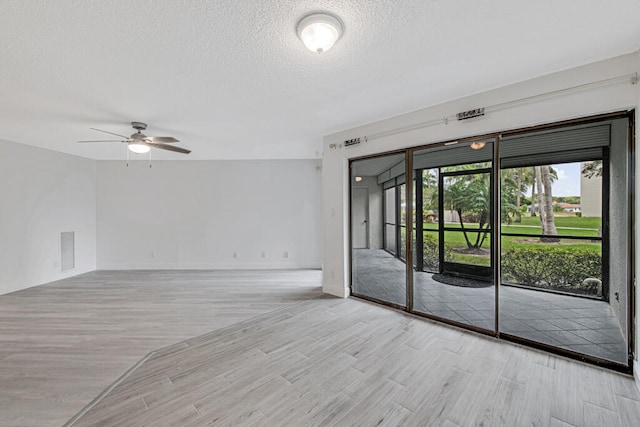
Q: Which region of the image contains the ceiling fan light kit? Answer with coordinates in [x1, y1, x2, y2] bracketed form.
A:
[128, 143, 150, 154]
[297, 12, 343, 53]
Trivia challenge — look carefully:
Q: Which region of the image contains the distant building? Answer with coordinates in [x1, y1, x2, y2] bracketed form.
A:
[557, 202, 581, 213]
[580, 162, 602, 217]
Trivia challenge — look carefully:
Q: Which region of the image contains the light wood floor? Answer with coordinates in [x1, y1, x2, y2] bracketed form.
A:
[2, 271, 640, 427]
[0, 270, 322, 427]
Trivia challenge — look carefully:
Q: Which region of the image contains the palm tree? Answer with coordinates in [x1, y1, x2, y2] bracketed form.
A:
[515, 168, 523, 221]
[500, 169, 519, 224]
[522, 167, 538, 216]
[514, 167, 537, 220]
[534, 166, 545, 224]
[422, 169, 438, 212]
[444, 173, 490, 252]
[536, 165, 559, 242]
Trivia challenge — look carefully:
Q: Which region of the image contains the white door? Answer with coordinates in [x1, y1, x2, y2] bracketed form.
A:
[352, 188, 369, 249]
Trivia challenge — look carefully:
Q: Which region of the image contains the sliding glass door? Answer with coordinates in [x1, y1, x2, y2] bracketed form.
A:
[498, 119, 629, 365]
[411, 139, 496, 331]
[351, 153, 406, 307]
[349, 113, 633, 370]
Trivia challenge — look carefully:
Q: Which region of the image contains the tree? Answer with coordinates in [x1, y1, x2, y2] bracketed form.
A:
[422, 169, 438, 213]
[514, 167, 541, 217]
[530, 172, 537, 216]
[537, 165, 560, 242]
[444, 172, 490, 252]
[524, 166, 556, 217]
[519, 167, 538, 216]
[516, 168, 523, 222]
[535, 166, 545, 225]
[500, 169, 519, 224]
[582, 160, 602, 178]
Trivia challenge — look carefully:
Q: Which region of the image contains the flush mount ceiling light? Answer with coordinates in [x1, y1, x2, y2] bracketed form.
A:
[297, 12, 343, 53]
[470, 141, 487, 150]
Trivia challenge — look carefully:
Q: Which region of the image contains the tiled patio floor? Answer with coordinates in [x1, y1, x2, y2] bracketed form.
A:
[353, 249, 628, 364]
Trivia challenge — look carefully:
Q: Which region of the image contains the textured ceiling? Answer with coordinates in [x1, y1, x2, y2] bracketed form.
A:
[1, 0, 639, 160]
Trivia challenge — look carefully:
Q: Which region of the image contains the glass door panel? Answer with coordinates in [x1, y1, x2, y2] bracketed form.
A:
[351, 154, 406, 307]
[412, 140, 495, 331]
[499, 158, 626, 364]
[498, 118, 631, 367]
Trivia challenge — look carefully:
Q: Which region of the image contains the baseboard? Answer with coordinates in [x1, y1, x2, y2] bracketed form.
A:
[635, 360, 640, 393]
[96, 262, 321, 270]
[0, 266, 96, 296]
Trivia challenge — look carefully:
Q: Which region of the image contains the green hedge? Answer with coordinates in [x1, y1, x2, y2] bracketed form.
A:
[422, 234, 453, 271]
[501, 246, 601, 295]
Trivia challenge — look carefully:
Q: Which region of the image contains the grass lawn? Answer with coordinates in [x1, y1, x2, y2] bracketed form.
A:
[423, 215, 601, 231]
[516, 215, 601, 229]
[418, 214, 602, 267]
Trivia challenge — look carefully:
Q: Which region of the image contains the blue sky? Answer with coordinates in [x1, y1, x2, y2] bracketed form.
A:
[551, 162, 581, 197]
[521, 162, 582, 197]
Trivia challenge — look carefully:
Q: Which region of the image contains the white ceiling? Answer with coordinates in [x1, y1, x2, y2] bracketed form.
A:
[1, 1, 639, 160]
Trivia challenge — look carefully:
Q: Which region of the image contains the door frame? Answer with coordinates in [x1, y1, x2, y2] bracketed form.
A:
[438, 166, 494, 281]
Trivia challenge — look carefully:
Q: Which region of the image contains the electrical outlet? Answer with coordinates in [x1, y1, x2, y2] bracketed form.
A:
[283, 251, 289, 258]
[232, 251, 238, 259]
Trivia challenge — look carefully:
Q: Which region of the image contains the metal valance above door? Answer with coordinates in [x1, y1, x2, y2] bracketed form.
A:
[500, 123, 610, 168]
[413, 141, 493, 171]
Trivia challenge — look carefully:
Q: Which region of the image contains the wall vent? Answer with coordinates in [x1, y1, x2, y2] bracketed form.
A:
[344, 137, 362, 147]
[60, 231, 75, 272]
[456, 107, 485, 121]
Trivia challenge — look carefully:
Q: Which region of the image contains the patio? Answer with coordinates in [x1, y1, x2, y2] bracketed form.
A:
[353, 249, 627, 364]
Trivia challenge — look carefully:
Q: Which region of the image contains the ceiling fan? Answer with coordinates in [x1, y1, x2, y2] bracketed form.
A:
[78, 122, 191, 154]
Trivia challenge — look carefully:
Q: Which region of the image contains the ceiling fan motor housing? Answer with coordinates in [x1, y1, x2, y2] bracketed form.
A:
[130, 132, 147, 141]
[131, 122, 147, 131]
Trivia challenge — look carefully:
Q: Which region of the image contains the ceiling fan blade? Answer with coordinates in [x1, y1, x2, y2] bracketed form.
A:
[90, 128, 130, 139]
[147, 136, 179, 143]
[77, 139, 125, 143]
[150, 142, 191, 154]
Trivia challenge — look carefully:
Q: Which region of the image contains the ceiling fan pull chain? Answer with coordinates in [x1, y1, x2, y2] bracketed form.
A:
[126, 144, 129, 167]
[149, 149, 152, 168]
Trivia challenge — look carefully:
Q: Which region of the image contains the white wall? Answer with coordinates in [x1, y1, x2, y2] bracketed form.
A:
[97, 159, 322, 269]
[322, 52, 639, 376]
[0, 139, 97, 295]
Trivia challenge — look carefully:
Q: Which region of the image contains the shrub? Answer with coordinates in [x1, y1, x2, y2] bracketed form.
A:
[501, 246, 601, 295]
[422, 234, 453, 271]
